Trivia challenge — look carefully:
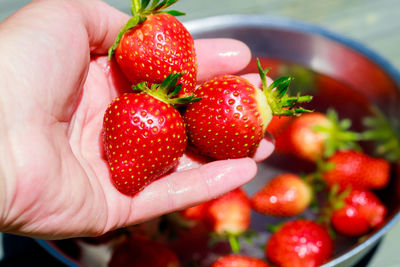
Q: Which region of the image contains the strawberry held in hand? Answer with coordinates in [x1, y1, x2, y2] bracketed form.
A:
[103, 73, 198, 196]
[109, 0, 197, 97]
[184, 59, 312, 160]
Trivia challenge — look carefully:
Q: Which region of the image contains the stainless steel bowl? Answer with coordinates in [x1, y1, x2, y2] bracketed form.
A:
[36, 15, 400, 267]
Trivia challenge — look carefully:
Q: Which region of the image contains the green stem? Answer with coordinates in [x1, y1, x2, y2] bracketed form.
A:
[228, 234, 241, 253]
[131, 0, 141, 15]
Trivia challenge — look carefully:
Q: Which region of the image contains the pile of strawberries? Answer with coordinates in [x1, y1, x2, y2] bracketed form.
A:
[95, 0, 398, 266]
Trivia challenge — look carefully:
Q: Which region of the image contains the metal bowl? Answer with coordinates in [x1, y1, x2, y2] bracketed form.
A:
[36, 15, 400, 267]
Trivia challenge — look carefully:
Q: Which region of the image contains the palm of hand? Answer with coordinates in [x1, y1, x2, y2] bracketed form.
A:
[0, 0, 272, 239]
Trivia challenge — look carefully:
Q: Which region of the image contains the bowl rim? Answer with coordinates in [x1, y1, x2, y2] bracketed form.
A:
[184, 14, 400, 87]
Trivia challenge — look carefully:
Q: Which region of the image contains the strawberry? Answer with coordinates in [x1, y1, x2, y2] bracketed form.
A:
[103, 73, 197, 196]
[109, 0, 197, 97]
[180, 202, 208, 221]
[266, 114, 293, 136]
[184, 59, 312, 160]
[274, 109, 361, 161]
[330, 187, 386, 236]
[211, 255, 270, 267]
[201, 188, 252, 253]
[108, 234, 179, 267]
[251, 173, 312, 217]
[322, 150, 390, 189]
[204, 188, 251, 236]
[265, 220, 333, 267]
[176, 189, 252, 252]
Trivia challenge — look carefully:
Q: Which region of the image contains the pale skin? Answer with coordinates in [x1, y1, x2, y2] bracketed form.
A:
[0, 0, 274, 239]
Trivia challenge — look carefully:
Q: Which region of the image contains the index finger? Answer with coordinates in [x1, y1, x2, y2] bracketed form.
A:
[195, 38, 252, 82]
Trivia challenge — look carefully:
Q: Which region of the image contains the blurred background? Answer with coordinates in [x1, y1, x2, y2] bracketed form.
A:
[1, 0, 400, 69]
[0, 0, 400, 266]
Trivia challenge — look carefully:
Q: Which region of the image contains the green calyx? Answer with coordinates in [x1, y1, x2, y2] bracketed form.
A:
[132, 72, 200, 107]
[314, 108, 362, 159]
[257, 58, 313, 116]
[108, 0, 185, 59]
[361, 106, 400, 162]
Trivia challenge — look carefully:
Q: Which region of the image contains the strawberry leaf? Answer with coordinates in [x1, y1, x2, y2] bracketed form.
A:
[108, 0, 184, 59]
[131, 0, 140, 15]
[256, 59, 270, 89]
[168, 84, 183, 98]
[268, 76, 293, 98]
[132, 72, 199, 107]
[160, 72, 184, 94]
[162, 10, 186, 16]
[140, 0, 151, 11]
[266, 223, 283, 233]
[242, 229, 258, 244]
[361, 106, 400, 162]
[312, 108, 362, 159]
[256, 58, 313, 117]
[108, 16, 143, 59]
[149, 0, 161, 10]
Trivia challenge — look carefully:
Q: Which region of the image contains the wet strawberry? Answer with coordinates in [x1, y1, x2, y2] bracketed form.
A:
[211, 254, 270, 267]
[180, 202, 208, 221]
[266, 220, 333, 267]
[184, 59, 312, 160]
[109, 0, 197, 97]
[266, 114, 293, 136]
[275, 109, 361, 161]
[204, 188, 251, 237]
[322, 150, 390, 189]
[108, 235, 179, 267]
[251, 173, 312, 217]
[103, 73, 197, 196]
[330, 187, 387, 236]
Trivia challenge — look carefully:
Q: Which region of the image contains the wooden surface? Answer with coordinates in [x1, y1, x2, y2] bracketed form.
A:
[1, 1, 400, 266]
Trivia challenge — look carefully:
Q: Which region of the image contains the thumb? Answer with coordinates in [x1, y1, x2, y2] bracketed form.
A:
[2, 0, 130, 55]
[75, 0, 130, 54]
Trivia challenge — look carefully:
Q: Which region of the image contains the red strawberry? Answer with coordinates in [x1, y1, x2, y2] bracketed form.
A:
[275, 109, 361, 161]
[176, 189, 252, 253]
[108, 235, 179, 267]
[330, 187, 386, 236]
[322, 150, 390, 189]
[109, 0, 197, 97]
[180, 202, 208, 221]
[266, 114, 293, 136]
[204, 188, 251, 237]
[266, 220, 333, 267]
[211, 255, 270, 267]
[200, 188, 252, 253]
[103, 73, 196, 196]
[184, 59, 312, 160]
[251, 173, 312, 217]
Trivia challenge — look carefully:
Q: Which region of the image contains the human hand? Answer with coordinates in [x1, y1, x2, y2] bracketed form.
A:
[0, 0, 274, 239]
